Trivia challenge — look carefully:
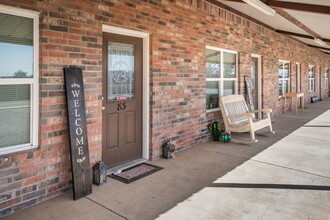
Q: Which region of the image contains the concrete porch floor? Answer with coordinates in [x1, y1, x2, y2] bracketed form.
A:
[3, 98, 330, 220]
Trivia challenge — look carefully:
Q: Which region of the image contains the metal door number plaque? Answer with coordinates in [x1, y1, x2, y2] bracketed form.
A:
[117, 102, 126, 111]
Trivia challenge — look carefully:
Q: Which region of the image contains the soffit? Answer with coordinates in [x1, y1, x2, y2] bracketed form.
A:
[216, 0, 309, 35]
[284, 10, 330, 39]
[213, 0, 330, 54]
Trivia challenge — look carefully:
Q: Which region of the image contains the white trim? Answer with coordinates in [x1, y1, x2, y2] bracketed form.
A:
[296, 62, 301, 93]
[318, 66, 321, 98]
[32, 12, 39, 149]
[0, 7, 39, 155]
[102, 25, 150, 160]
[0, 4, 40, 16]
[325, 68, 329, 90]
[0, 143, 38, 156]
[220, 49, 224, 95]
[296, 62, 301, 106]
[142, 33, 150, 160]
[206, 45, 237, 54]
[206, 108, 220, 113]
[251, 54, 262, 118]
[0, 79, 34, 85]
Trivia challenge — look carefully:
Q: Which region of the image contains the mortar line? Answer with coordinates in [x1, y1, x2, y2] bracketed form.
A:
[85, 196, 129, 220]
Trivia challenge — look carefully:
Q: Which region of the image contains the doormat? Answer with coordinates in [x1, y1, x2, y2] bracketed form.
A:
[109, 163, 163, 184]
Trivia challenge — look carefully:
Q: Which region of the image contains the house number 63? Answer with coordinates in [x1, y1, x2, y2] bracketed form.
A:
[117, 102, 126, 111]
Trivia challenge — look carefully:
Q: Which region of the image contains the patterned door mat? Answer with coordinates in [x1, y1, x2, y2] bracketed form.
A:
[109, 163, 163, 184]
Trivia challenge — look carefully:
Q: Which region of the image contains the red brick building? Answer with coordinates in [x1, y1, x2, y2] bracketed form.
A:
[0, 0, 329, 216]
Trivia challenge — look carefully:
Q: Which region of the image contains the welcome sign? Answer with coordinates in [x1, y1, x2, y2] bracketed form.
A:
[64, 67, 92, 200]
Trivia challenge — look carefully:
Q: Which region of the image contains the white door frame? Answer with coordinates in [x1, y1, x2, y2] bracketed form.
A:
[296, 62, 301, 106]
[102, 25, 150, 161]
[318, 66, 321, 98]
[251, 54, 262, 118]
[296, 62, 301, 93]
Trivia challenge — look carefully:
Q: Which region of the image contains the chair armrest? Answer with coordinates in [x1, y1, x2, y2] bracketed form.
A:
[228, 112, 254, 120]
[249, 108, 272, 114]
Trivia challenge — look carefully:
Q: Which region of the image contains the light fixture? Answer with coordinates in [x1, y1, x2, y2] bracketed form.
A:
[242, 0, 276, 16]
[314, 38, 326, 46]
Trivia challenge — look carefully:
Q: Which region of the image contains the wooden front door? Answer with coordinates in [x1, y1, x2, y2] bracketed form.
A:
[102, 33, 142, 168]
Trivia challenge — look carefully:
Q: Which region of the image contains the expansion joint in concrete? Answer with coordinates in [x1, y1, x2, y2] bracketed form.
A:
[85, 197, 129, 220]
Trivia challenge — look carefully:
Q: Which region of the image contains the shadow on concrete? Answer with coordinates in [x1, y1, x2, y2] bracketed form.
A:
[210, 183, 330, 191]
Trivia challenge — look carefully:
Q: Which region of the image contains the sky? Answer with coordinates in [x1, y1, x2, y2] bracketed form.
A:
[0, 42, 33, 78]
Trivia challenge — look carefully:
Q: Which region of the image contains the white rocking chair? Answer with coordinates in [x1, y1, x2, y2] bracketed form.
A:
[219, 95, 275, 143]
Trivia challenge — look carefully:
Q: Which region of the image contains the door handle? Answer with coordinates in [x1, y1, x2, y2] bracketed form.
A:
[102, 106, 105, 111]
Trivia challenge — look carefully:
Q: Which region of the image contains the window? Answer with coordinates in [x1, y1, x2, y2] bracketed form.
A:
[0, 7, 39, 155]
[206, 46, 237, 111]
[325, 68, 329, 90]
[278, 60, 290, 97]
[308, 65, 315, 92]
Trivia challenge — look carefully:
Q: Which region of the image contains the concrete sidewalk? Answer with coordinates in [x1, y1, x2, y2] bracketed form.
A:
[3, 99, 330, 220]
[158, 109, 330, 220]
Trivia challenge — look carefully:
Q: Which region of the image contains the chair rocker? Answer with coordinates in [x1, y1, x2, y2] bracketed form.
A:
[219, 95, 275, 143]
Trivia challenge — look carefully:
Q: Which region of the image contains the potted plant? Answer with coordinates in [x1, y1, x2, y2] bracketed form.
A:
[208, 121, 221, 141]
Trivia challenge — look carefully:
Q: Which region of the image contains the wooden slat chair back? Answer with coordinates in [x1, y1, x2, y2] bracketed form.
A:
[220, 95, 274, 143]
[225, 100, 248, 124]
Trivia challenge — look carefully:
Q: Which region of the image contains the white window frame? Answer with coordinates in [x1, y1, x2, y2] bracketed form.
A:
[325, 68, 329, 90]
[206, 45, 238, 113]
[296, 62, 301, 93]
[0, 6, 39, 155]
[278, 60, 290, 97]
[308, 65, 315, 92]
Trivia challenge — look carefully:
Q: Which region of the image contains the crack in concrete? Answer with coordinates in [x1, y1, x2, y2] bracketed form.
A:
[85, 196, 129, 220]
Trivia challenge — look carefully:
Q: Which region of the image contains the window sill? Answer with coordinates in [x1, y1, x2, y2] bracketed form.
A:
[0, 144, 39, 156]
[206, 108, 220, 113]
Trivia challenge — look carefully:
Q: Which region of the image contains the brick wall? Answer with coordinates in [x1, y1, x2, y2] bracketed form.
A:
[0, 0, 329, 216]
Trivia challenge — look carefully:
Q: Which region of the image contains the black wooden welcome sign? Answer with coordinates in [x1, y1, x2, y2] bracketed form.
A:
[64, 67, 92, 200]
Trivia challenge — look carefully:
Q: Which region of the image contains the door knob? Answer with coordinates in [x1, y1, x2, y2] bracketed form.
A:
[102, 106, 105, 111]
